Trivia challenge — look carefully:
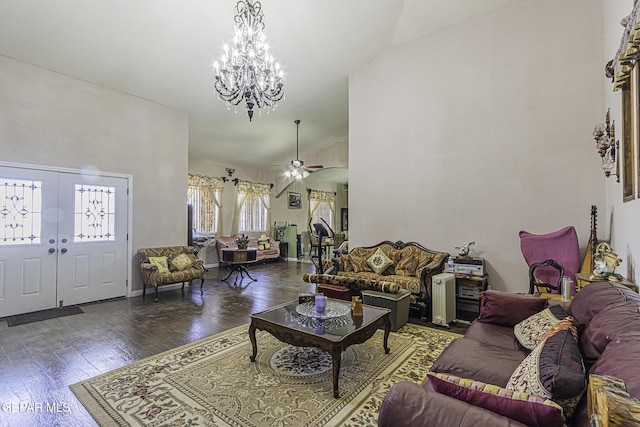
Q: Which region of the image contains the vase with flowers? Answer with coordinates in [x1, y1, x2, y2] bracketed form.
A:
[236, 234, 250, 250]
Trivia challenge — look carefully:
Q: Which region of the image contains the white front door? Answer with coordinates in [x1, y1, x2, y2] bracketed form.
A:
[0, 166, 128, 317]
[0, 167, 59, 316]
[56, 173, 128, 306]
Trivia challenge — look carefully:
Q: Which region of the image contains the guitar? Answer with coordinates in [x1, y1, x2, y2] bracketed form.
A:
[580, 205, 598, 274]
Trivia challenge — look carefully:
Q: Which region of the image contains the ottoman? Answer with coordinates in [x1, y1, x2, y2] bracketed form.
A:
[361, 288, 411, 332]
[316, 283, 360, 301]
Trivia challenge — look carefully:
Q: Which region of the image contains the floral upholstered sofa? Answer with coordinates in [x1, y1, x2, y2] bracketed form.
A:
[304, 240, 448, 318]
[216, 235, 281, 265]
[137, 246, 205, 302]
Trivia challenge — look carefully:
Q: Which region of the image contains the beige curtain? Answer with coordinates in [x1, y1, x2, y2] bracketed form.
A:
[231, 180, 272, 236]
[308, 189, 336, 231]
[613, 3, 640, 91]
[188, 174, 224, 233]
[255, 182, 272, 237]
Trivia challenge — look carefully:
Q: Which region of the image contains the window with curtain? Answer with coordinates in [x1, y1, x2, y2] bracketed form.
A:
[232, 180, 271, 235]
[308, 189, 335, 232]
[187, 174, 224, 234]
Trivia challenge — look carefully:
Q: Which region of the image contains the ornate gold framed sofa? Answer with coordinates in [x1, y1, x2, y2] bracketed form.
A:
[137, 246, 205, 302]
[216, 235, 281, 265]
[305, 240, 448, 318]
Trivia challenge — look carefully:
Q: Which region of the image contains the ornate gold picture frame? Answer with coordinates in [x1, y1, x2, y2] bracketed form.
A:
[622, 67, 636, 202]
[621, 84, 636, 202]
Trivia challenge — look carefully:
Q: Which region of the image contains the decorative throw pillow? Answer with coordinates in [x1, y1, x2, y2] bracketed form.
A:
[366, 249, 395, 275]
[170, 253, 195, 271]
[428, 372, 565, 427]
[149, 256, 170, 274]
[507, 318, 586, 419]
[477, 291, 547, 327]
[514, 305, 570, 350]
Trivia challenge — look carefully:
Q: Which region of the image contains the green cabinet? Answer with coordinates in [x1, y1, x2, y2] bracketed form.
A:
[282, 225, 298, 259]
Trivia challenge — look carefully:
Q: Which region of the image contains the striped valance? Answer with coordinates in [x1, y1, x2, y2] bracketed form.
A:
[613, 3, 640, 91]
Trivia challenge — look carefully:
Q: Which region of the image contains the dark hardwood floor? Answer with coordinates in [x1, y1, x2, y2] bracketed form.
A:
[0, 260, 466, 427]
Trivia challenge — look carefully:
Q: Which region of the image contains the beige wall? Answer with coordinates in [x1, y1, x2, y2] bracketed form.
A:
[0, 55, 189, 293]
[604, 0, 640, 284]
[349, 0, 605, 292]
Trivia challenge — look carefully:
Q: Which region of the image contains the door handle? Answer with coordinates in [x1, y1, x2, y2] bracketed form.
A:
[61, 248, 68, 254]
[49, 248, 56, 254]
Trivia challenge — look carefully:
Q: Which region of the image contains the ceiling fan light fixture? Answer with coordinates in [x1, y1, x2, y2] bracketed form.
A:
[213, 0, 285, 121]
[285, 119, 320, 180]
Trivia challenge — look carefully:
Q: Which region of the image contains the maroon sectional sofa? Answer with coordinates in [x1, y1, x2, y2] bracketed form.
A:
[379, 282, 640, 427]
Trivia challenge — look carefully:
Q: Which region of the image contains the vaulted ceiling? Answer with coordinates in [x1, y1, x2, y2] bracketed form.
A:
[0, 0, 519, 168]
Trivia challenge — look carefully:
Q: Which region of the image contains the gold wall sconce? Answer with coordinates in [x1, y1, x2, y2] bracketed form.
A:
[593, 108, 620, 182]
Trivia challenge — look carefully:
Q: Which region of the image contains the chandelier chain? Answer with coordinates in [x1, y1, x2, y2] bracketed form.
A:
[213, 0, 284, 121]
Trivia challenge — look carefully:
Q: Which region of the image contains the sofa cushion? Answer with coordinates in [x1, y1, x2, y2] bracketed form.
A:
[395, 247, 419, 276]
[367, 248, 395, 274]
[514, 305, 570, 350]
[431, 337, 528, 387]
[383, 274, 421, 294]
[463, 321, 523, 351]
[170, 253, 195, 271]
[379, 381, 531, 427]
[428, 372, 565, 427]
[477, 291, 547, 327]
[347, 253, 374, 273]
[578, 300, 640, 365]
[149, 256, 170, 274]
[506, 318, 585, 419]
[569, 281, 640, 323]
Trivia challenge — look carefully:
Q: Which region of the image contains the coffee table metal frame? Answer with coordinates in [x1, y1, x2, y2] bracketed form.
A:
[249, 299, 391, 398]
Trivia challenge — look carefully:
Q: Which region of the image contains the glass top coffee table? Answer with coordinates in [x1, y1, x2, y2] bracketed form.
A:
[249, 299, 391, 398]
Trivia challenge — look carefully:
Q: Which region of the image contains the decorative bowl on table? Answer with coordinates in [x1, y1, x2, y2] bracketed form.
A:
[295, 301, 351, 320]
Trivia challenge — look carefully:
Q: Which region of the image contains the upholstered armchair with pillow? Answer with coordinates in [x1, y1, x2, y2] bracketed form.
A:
[137, 246, 205, 302]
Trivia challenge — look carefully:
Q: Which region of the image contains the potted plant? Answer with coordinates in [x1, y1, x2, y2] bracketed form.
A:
[236, 234, 250, 250]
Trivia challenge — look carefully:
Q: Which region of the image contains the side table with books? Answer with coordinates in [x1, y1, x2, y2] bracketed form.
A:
[454, 273, 488, 322]
[444, 256, 488, 322]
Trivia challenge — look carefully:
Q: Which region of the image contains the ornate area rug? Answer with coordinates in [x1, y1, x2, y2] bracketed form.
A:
[71, 323, 461, 426]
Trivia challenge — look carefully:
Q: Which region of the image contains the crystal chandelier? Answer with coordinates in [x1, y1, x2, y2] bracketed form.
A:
[592, 108, 619, 181]
[213, 0, 284, 121]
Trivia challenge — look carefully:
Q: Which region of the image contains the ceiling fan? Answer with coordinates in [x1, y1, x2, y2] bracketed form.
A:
[284, 119, 323, 180]
[275, 119, 337, 198]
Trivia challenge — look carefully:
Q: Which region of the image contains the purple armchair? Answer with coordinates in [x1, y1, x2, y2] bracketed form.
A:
[519, 226, 580, 295]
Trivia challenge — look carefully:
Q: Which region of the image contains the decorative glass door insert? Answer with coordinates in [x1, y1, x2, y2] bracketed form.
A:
[0, 178, 43, 245]
[74, 184, 116, 242]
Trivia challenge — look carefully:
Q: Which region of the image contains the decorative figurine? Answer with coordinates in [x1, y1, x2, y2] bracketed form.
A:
[258, 234, 271, 250]
[351, 296, 363, 317]
[455, 241, 475, 258]
[592, 242, 622, 278]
